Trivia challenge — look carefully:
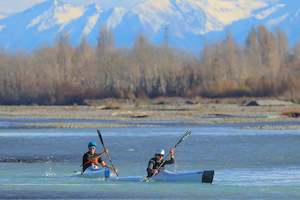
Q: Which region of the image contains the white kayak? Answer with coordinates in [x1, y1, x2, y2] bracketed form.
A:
[153, 169, 214, 183]
[78, 167, 214, 183]
[113, 170, 214, 183]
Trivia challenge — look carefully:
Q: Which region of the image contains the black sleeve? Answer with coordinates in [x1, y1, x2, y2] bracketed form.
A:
[82, 153, 88, 165]
[98, 156, 102, 164]
[82, 153, 89, 172]
[163, 157, 175, 165]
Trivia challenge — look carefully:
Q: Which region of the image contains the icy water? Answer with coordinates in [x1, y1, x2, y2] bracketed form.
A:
[0, 123, 300, 199]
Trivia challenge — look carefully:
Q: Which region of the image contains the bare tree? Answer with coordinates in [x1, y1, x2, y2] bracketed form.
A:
[0, 25, 299, 104]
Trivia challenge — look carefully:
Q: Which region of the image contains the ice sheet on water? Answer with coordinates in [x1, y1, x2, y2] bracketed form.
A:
[216, 167, 300, 186]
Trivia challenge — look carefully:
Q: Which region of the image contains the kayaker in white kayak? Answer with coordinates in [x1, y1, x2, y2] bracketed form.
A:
[147, 148, 175, 177]
[82, 141, 109, 172]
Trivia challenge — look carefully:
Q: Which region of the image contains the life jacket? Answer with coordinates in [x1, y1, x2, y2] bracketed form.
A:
[88, 156, 99, 165]
[84, 154, 100, 166]
[149, 157, 165, 170]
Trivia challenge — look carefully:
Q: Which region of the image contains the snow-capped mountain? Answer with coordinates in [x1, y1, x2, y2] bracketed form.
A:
[217, 0, 300, 45]
[0, 0, 299, 52]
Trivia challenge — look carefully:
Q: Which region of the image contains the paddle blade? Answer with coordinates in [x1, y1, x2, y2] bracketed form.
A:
[97, 129, 104, 146]
[175, 130, 192, 148]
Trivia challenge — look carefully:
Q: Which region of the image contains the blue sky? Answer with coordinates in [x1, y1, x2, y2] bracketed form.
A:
[0, 0, 141, 14]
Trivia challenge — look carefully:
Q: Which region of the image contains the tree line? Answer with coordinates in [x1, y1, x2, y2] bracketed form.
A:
[0, 25, 299, 105]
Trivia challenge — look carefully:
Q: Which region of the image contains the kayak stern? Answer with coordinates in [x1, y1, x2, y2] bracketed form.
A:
[202, 170, 214, 183]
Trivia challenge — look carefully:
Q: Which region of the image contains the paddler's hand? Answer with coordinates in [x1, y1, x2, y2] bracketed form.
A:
[153, 169, 159, 175]
[170, 148, 175, 157]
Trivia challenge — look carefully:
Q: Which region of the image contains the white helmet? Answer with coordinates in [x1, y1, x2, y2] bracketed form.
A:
[156, 149, 165, 156]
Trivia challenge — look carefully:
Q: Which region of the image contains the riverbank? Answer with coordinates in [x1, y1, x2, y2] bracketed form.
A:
[0, 98, 299, 129]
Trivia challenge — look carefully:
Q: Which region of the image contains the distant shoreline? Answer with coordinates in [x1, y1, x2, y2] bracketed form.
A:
[0, 98, 299, 130]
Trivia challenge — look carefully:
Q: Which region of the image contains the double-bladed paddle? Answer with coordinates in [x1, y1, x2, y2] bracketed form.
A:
[144, 130, 192, 181]
[97, 129, 119, 177]
[156, 130, 192, 171]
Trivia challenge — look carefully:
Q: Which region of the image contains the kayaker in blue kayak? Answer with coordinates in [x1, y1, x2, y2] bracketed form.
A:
[82, 141, 109, 172]
[147, 148, 175, 177]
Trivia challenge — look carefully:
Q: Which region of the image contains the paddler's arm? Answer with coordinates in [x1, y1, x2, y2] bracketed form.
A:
[98, 148, 109, 167]
[98, 148, 108, 157]
[82, 154, 87, 165]
[97, 152, 112, 169]
[95, 155, 107, 167]
[94, 148, 108, 163]
[98, 149, 117, 172]
[164, 148, 175, 165]
[82, 153, 89, 172]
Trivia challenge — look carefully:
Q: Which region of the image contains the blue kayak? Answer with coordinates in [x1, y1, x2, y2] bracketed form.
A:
[80, 166, 112, 178]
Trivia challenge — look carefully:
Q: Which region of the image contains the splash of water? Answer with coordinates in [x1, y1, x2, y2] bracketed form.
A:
[45, 167, 56, 177]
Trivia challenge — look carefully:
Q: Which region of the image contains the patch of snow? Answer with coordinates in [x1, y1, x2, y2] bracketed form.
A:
[133, 0, 207, 34]
[191, 0, 269, 28]
[82, 6, 102, 36]
[256, 4, 286, 20]
[133, 0, 173, 32]
[54, 4, 84, 24]
[139, 0, 172, 11]
[132, 0, 269, 34]
[27, 3, 85, 31]
[27, 11, 48, 29]
[267, 13, 289, 26]
[107, 7, 127, 30]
